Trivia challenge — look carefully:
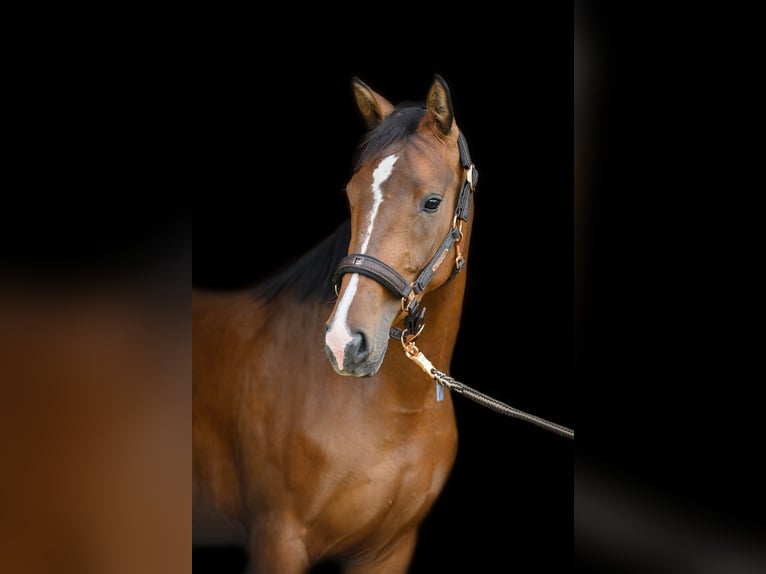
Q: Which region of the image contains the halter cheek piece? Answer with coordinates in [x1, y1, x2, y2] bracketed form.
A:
[332, 131, 478, 341]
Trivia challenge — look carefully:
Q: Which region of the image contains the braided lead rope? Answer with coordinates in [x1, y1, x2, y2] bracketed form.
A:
[432, 368, 574, 439]
[402, 340, 574, 440]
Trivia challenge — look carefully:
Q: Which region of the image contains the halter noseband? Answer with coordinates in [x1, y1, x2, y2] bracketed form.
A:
[332, 130, 478, 340]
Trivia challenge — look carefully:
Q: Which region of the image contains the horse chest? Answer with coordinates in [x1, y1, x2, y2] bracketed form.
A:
[298, 427, 457, 556]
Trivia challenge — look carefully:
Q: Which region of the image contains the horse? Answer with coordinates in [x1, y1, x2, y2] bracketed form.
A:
[193, 74, 478, 573]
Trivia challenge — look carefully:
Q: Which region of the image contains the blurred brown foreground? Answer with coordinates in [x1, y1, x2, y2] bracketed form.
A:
[0, 280, 189, 574]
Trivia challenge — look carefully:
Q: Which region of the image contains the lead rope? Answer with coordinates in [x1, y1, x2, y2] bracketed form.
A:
[400, 333, 575, 440]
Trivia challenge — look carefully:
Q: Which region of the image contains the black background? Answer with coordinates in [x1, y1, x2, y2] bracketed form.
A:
[573, 3, 766, 573]
[191, 7, 573, 574]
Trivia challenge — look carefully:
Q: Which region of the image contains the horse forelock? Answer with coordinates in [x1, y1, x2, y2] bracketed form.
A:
[353, 104, 426, 171]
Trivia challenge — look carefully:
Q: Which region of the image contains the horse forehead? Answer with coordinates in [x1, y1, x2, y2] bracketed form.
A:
[355, 144, 456, 197]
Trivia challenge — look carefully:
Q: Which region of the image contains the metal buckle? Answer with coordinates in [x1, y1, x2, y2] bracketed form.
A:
[401, 289, 416, 313]
[466, 164, 477, 191]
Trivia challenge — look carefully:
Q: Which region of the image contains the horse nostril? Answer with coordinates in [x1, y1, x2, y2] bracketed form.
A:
[350, 330, 369, 362]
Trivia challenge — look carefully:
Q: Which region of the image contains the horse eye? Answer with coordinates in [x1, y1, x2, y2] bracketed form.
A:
[423, 197, 443, 213]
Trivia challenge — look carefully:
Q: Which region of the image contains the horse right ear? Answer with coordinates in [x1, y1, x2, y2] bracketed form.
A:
[352, 77, 395, 129]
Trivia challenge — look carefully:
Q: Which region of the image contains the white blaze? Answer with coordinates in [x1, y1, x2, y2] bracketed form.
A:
[326, 154, 398, 368]
[359, 153, 397, 251]
[326, 274, 361, 367]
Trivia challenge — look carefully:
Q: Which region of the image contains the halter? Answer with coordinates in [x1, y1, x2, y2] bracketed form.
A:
[332, 130, 478, 341]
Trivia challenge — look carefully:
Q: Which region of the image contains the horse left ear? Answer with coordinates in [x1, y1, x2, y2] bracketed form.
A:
[352, 77, 395, 129]
[426, 74, 456, 137]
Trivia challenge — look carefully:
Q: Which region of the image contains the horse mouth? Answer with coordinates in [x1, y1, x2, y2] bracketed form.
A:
[324, 339, 387, 378]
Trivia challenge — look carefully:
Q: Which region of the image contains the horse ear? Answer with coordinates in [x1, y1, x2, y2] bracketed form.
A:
[352, 77, 395, 129]
[426, 74, 455, 137]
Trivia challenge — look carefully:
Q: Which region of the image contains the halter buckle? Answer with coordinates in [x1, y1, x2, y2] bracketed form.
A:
[401, 289, 417, 314]
[455, 251, 464, 272]
[466, 164, 478, 191]
[451, 217, 464, 240]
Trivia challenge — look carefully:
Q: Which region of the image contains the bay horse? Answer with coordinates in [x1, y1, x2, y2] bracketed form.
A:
[193, 74, 478, 573]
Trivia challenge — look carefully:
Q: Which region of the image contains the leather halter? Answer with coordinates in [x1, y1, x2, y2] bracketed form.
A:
[332, 131, 478, 340]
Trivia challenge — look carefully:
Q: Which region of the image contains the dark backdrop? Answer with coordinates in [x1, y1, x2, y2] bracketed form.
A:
[192, 8, 573, 573]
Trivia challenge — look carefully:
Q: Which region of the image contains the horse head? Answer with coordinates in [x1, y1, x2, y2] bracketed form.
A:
[325, 74, 476, 377]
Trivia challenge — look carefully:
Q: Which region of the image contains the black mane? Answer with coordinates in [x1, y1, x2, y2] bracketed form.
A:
[252, 219, 350, 303]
